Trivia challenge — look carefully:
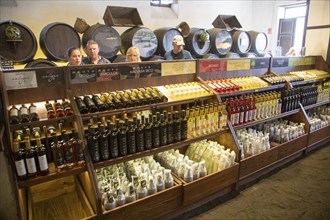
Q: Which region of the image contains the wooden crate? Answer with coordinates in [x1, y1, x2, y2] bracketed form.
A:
[308, 125, 330, 148]
[272, 133, 308, 159]
[178, 163, 239, 206]
[239, 146, 279, 180]
[27, 176, 96, 220]
[103, 179, 182, 220]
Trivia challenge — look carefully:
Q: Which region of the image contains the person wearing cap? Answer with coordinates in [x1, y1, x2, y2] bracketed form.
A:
[164, 35, 193, 60]
[82, 39, 111, 64]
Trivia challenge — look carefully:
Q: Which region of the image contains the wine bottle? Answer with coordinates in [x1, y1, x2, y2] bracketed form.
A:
[24, 137, 38, 178]
[98, 124, 110, 160]
[138, 88, 153, 104]
[53, 99, 65, 118]
[152, 115, 160, 148]
[127, 120, 137, 154]
[86, 124, 101, 162]
[92, 94, 107, 112]
[83, 95, 99, 113]
[173, 111, 181, 142]
[51, 132, 66, 172]
[136, 118, 145, 152]
[9, 105, 20, 124]
[62, 131, 75, 169]
[72, 130, 85, 166]
[116, 91, 130, 108]
[74, 96, 89, 114]
[124, 90, 139, 107]
[19, 104, 30, 123]
[131, 89, 147, 105]
[159, 113, 167, 146]
[167, 112, 174, 144]
[107, 121, 119, 158]
[118, 121, 128, 156]
[12, 141, 28, 181]
[100, 93, 115, 110]
[61, 99, 74, 116]
[144, 117, 152, 150]
[146, 87, 161, 103]
[108, 92, 124, 109]
[29, 103, 39, 122]
[36, 135, 49, 176]
[181, 110, 188, 140]
[45, 100, 56, 119]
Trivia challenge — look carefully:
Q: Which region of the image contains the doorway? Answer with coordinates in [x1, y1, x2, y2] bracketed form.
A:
[277, 3, 307, 56]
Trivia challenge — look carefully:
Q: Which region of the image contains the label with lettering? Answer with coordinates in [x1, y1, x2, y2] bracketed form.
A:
[96, 66, 120, 82]
[227, 59, 250, 71]
[199, 59, 227, 73]
[272, 58, 289, 67]
[4, 71, 38, 90]
[70, 67, 97, 84]
[118, 63, 161, 79]
[36, 69, 64, 86]
[288, 57, 315, 66]
[161, 61, 196, 76]
[250, 58, 270, 69]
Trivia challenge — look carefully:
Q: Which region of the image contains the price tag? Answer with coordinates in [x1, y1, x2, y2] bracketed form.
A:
[199, 59, 227, 72]
[227, 59, 250, 71]
[4, 71, 37, 90]
[288, 57, 315, 66]
[161, 60, 196, 76]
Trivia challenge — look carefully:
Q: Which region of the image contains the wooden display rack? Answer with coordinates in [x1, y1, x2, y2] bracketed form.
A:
[0, 56, 329, 220]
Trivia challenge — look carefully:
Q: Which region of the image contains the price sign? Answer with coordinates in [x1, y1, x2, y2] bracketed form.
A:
[288, 57, 315, 66]
[4, 71, 37, 90]
[250, 58, 269, 69]
[227, 59, 250, 71]
[70, 67, 97, 84]
[199, 59, 227, 73]
[161, 60, 196, 76]
[36, 69, 64, 86]
[272, 58, 289, 67]
[118, 63, 161, 79]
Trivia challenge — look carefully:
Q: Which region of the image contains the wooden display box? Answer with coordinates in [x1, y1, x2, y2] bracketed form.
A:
[103, 6, 143, 27]
[178, 164, 239, 206]
[307, 125, 330, 148]
[103, 179, 182, 220]
[26, 175, 96, 220]
[272, 134, 308, 160]
[239, 146, 279, 180]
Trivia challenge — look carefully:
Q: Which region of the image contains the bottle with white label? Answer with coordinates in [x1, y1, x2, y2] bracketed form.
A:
[13, 141, 27, 181]
[36, 136, 49, 176]
[24, 137, 38, 178]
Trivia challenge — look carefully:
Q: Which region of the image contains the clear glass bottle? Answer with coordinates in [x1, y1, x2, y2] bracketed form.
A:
[19, 104, 30, 123]
[29, 103, 39, 122]
[24, 137, 38, 178]
[12, 141, 27, 181]
[9, 105, 20, 124]
[51, 133, 66, 172]
[36, 135, 49, 176]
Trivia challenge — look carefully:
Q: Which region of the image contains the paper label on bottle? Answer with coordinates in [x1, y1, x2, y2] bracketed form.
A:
[29, 106, 37, 114]
[10, 108, 18, 117]
[20, 107, 28, 115]
[38, 154, 49, 171]
[15, 159, 27, 176]
[26, 157, 37, 174]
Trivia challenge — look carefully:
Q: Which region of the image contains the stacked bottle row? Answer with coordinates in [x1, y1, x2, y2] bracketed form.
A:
[95, 156, 174, 210]
[306, 106, 330, 132]
[12, 126, 85, 181]
[163, 82, 212, 100]
[186, 102, 227, 139]
[205, 76, 268, 94]
[223, 91, 282, 126]
[261, 74, 304, 85]
[85, 110, 188, 163]
[289, 69, 329, 80]
[74, 87, 167, 114]
[9, 99, 74, 125]
[317, 81, 330, 102]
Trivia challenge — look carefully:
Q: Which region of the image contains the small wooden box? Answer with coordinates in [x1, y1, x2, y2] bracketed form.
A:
[179, 164, 239, 206]
[102, 178, 182, 220]
[308, 125, 330, 148]
[239, 146, 279, 180]
[28, 176, 96, 220]
[103, 6, 143, 27]
[273, 134, 308, 159]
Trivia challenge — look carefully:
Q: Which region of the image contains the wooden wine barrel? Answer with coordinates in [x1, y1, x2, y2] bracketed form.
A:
[153, 27, 181, 56]
[185, 28, 211, 58]
[24, 59, 57, 68]
[82, 23, 121, 60]
[0, 20, 37, 64]
[248, 31, 268, 57]
[230, 30, 251, 55]
[120, 27, 158, 60]
[207, 28, 232, 57]
[40, 22, 81, 62]
[225, 52, 240, 58]
[202, 53, 219, 59]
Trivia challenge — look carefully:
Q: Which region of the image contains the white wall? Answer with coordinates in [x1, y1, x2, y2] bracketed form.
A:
[2, 0, 326, 66]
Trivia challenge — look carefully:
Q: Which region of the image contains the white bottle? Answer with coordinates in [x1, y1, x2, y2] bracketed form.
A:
[148, 176, 157, 195]
[156, 174, 165, 192]
[198, 161, 207, 177]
